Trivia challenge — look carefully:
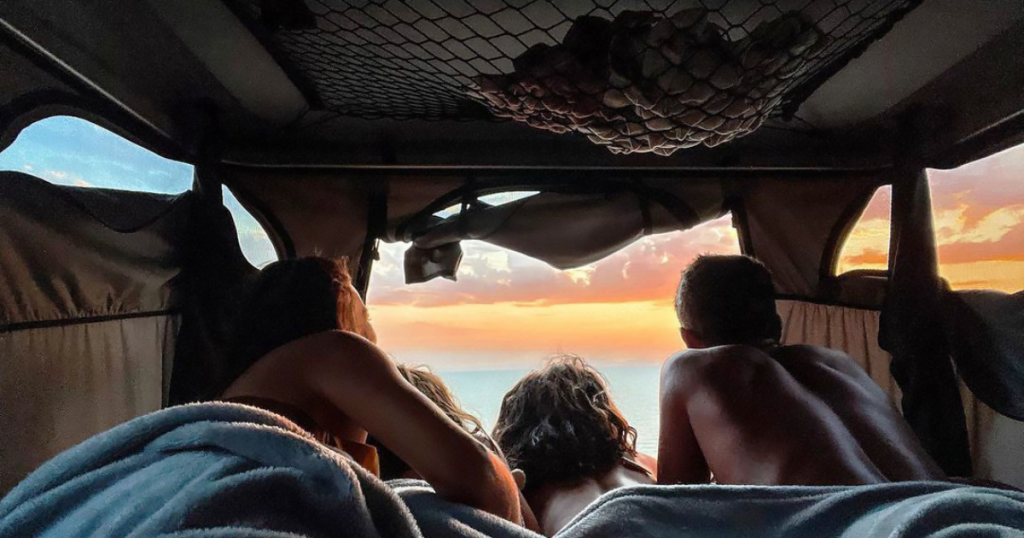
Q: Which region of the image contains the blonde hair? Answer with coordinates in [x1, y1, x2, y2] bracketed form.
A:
[372, 364, 497, 479]
[398, 364, 486, 436]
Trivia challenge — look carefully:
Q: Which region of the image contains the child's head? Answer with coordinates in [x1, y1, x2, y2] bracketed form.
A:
[492, 354, 637, 494]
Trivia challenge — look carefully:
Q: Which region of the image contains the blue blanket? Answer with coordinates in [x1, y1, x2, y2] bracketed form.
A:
[0, 403, 421, 538]
[2, 403, 1022, 537]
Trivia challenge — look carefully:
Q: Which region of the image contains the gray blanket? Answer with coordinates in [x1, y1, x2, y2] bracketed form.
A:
[554, 482, 1024, 537]
[2, 403, 1022, 537]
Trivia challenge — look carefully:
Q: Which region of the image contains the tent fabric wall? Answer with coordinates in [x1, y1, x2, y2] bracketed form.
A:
[0, 315, 177, 494]
[401, 181, 726, 280]
[743, 175, 883, 297]
[222, 167, 372, 268]
[0, 28, 188, 165]
[778, 298, 1024, 489]
[223, 169, 730, 283]
[0, 36, 86, 154]
[0, 174, 187, 326]
[408, 191, 654, 270]
[777, 299, 901, 402]
[222, 169, 892, 293]
[0, 173, 188, 494]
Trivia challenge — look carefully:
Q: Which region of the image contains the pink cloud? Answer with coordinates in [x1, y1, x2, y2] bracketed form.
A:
[851, 144, 1024, 229]
[938, 223, 1024, 265]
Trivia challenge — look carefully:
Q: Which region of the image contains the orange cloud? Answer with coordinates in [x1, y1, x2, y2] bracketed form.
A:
[369, 216, 739, 365]
[938, 223, 1024, 265]
[841, 248, 888, 267]
[838, 145, 1024, 289]
[373, 300, 682, 368]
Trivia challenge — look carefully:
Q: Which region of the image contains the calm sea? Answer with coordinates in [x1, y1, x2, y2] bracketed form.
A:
[437, 364, 662, 454]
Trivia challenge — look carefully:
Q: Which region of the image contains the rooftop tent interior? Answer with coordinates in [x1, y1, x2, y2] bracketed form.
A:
[2, 0, 1024, 493]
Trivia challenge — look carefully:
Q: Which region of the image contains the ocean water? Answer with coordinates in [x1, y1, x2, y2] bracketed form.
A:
[438, 364, 662, 454]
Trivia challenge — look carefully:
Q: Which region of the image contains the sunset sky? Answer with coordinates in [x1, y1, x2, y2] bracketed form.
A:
[2, 116, 1022, 371]
[372, 144, 1024, 370]
[369, 218, 739, 369]
[838, 147, 1024, 293]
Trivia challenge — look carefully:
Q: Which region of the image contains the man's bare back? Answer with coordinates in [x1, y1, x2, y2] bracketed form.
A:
[658, 344, 944, 486]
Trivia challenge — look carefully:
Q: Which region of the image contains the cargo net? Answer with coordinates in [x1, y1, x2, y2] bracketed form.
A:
[228, 0, 921, 154]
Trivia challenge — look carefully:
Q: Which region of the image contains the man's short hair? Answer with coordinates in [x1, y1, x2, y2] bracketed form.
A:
[492, 355, 637, 494]
[675, 255, 782, 346]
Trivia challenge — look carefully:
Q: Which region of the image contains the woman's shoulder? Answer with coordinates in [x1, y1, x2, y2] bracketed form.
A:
[294, 329, 377, 349]
[235, 331, 390, 390]
[265, 330, 383, 363]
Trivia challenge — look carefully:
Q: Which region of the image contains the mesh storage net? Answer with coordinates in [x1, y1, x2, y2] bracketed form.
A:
[227, 0, 922, 155]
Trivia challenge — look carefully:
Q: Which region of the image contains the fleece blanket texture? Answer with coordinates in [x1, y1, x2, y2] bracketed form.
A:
[1, 403, 1022, 538]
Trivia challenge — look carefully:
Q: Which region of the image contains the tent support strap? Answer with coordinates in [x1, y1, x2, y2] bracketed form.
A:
[355, 180, 389, 299]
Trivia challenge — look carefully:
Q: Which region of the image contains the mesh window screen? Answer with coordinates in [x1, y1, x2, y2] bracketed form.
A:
[228, 0, 921, 154]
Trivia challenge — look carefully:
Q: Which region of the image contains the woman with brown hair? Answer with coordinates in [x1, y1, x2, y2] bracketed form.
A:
[217, 257, 520, 523]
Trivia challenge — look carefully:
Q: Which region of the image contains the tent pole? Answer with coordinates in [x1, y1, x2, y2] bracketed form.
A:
[354, 180, 388, 300]
[171, 107, 256, 403]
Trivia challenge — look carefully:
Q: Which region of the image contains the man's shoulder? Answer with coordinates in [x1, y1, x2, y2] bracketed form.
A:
[776, 343, 848, 355]
[771, 344, 876, 382]
[662, 345, 771, 383]
[662, 348, 716, 373]
[772, 344, 860, 366]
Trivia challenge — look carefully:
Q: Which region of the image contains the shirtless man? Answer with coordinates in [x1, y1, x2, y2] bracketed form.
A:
[493, 355, 657, 536]
[659, 254, 944, 486]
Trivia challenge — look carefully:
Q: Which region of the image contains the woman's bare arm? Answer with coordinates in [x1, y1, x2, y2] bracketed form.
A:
[296, 332, 521, 522]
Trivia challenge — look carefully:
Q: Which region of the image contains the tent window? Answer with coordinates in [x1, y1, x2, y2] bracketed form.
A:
[432, 190, 540, 219]
[835, 186, 891, 275]
[0, 116, 193, 193]
[366, 214, 739, 454]
[222, 187, 278, 268]
[0, 115, 277, 268]
[928, 142, 1024, 292]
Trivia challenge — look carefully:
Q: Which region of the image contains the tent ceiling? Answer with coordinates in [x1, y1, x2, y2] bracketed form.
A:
[0, 0, 1022, 169]
[799, 1, 1024, 129]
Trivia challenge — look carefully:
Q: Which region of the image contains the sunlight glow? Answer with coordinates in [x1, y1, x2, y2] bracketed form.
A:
[370, 216, 741, 367]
